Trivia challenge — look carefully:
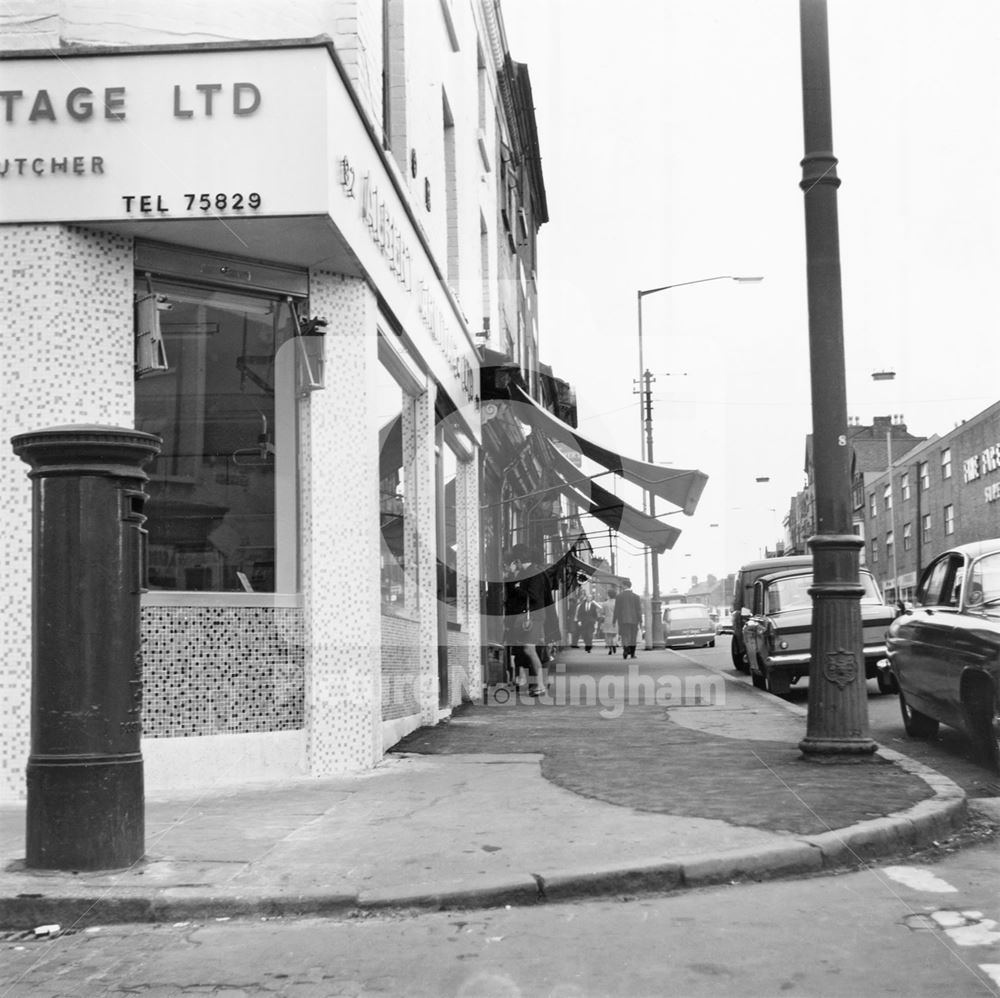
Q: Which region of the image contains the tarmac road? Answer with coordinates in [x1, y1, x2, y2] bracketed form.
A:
[4, 838, 1000, 997]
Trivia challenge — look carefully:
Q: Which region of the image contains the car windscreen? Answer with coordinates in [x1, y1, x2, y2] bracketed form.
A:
[969, 552, 1000, 608]
[859, 573, 884, 604]
[765, 572, 883, 613]
[765, 577, 812, 613]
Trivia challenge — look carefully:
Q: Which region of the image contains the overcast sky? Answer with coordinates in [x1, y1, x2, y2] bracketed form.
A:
[499, 0, 1000, 596]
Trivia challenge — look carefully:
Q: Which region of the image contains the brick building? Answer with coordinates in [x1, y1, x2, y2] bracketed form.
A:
[861, 400, 1000, 602]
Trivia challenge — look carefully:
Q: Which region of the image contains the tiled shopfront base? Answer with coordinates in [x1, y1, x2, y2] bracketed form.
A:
[141, 605, 305, 738]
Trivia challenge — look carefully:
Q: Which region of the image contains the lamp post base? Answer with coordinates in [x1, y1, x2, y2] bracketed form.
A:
[800, 532, 877, 760]
[799, 736, 877, 759]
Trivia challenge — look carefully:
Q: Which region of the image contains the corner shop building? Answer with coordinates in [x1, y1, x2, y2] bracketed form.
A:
[0, 40, 484, 801]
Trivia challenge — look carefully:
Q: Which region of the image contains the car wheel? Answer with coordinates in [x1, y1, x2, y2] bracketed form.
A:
[708, 638, 716, 648]
[985, 712, 1000, 773]
[898, 689, 939, 738]
[732, 636, 749, 673]
[765, 672, 791, 697]
[876, 669, 898, 695]
[968, 697, 1000, 773]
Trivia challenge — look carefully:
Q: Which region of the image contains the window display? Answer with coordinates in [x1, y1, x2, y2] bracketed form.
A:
[135, 279, 300, 593]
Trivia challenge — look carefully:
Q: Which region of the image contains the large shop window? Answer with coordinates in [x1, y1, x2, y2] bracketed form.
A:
[376, 344, 420, 614]
[135, 278, 302, 595]
[439, 439, 459, 616]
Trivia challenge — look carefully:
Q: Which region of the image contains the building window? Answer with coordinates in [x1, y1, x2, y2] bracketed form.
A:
[480, 211, 490, 338]
[944, 503, 955, 536]
[869, 492, 877, 518]
[922, 513, 932, 543]
[376, 344, 420, 614]
[443, 88, 459, 286]
[919, 461, 929, 491]
[476, 43, 488, 134]
[883, 483, 892, 512]
[901, 471, 910, 501]
[942, 447, 952, 480]
[886, 530, 894, 564]
[384, 0, 407, 165]
[871, 538, 879, 564]
[903, 522, 912, 551]
[135, 277, 302, 594]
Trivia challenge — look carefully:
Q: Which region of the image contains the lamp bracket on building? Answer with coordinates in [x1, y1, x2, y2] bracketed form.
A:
[289, 298, 328, 393]
[134, 273, 171, 377]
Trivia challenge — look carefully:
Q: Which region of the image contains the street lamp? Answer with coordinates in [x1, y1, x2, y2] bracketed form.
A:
[636, 274, 763, 647]
[872, 370, 900, 601]
[798, 0, 876, 757]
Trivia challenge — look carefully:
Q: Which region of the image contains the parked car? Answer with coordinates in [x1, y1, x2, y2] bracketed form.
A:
[742, 566, 894, 696]
[663, 602, 716, 649]
[729, 555, 812, 672]
[886, 539, 1000, 771]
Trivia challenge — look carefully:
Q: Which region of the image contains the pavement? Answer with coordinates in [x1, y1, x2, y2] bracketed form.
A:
[0, 646, 987, 931]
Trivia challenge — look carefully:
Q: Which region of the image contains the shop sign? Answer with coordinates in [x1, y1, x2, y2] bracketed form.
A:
[963, 443, 1000, 502]
[0, 48, 327, 222]
[340, 153, 476, 408]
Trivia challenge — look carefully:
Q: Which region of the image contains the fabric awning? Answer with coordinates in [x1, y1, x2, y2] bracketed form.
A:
[566, 552, 630, 588]
[547, 446, 680, 553]
[511, 384, 708, 515]
[558, 476, 681, 554]
[547, 440, 681, 554]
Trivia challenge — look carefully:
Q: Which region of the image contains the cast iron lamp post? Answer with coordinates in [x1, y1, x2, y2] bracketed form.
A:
[636, 274, 762, 647]
[798, 0, 876, 757]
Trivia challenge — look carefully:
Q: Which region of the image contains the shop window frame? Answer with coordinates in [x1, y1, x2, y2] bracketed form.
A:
[135, 242, 307, 609]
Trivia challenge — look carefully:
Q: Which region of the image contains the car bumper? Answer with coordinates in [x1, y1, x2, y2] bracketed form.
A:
[762, 643, 888, 674]
[665, 633, 715, 647]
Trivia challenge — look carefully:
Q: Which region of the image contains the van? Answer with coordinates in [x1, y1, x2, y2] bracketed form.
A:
[730, 555, 812, 672]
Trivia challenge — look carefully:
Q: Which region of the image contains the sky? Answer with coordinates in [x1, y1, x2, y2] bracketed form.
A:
[499, 0, 1000, 597]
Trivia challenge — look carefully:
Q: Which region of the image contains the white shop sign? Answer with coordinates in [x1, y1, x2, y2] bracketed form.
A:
[0, 47, 327, 222]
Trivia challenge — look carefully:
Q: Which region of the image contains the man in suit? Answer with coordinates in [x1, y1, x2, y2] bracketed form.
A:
[612, 579, 644, 659]
[575, 593, 601, 653]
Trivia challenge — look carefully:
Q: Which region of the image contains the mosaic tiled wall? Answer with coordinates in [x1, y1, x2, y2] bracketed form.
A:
[302, 271, 384, 773]
[0, 224, 134, 802]
[447, 631, 472, 705]
[456, 454, 484, 702]
[414, 387, 441, 724]
[380, 614, 422, 722]
[141, 606, 305, 737]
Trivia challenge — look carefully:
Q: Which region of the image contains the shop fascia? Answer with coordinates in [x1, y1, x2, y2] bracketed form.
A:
[0, 41, 480, 433]
[964, 442, 1000, 503]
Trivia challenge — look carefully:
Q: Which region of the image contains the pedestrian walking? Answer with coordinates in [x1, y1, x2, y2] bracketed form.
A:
[503, 544, 550, 696]
[567, 594, 581, 647]
[600, 588, 618, 654]
[612, 579, 643, 659]
[575, 592, 601, 652]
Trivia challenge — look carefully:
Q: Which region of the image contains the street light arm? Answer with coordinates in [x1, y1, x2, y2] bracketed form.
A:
[638, 275, 764, 299]
[634, 271, 763, 648]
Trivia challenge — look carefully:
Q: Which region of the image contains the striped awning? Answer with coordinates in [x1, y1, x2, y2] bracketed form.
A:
[511, 384, 708, 515]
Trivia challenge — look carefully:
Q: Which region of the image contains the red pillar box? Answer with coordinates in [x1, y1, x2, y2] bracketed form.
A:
[11, 425, 160, 870]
